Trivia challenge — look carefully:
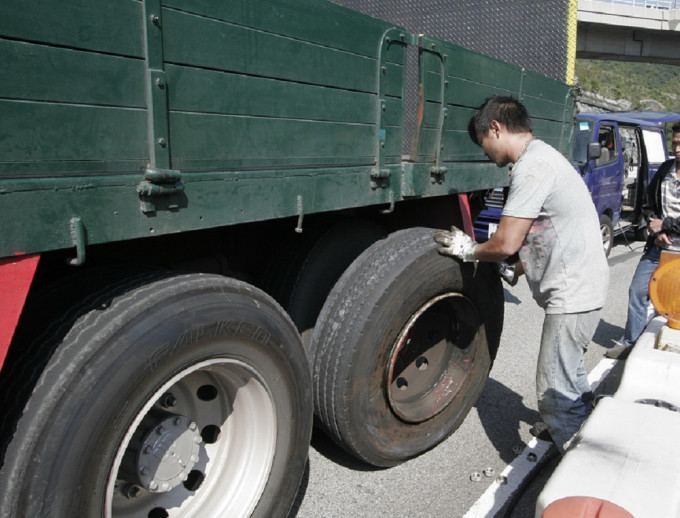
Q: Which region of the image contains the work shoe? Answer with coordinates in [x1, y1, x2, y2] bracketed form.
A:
[605, 345, 632, 360]
[530, 421, 553, 443]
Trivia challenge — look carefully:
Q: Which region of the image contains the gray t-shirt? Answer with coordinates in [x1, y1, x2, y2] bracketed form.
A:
[502, 139, 610, 314]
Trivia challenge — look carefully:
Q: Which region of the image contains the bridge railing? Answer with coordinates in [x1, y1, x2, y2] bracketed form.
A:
[592, 0, 679, 8]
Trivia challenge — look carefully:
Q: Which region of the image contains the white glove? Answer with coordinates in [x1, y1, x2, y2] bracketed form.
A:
[433, 227, 477, 262]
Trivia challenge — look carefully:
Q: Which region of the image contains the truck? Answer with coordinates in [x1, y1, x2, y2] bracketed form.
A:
[0, 0, 576, 516]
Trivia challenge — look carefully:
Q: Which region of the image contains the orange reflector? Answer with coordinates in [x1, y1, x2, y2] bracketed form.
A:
[542, 496, 634, 518]
[649, 251, 680, 330]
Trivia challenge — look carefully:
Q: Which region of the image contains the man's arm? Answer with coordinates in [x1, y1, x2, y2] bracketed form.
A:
[473, 215, 533, 262]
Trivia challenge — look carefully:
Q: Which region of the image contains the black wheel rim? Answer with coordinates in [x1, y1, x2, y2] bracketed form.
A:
[386, 293, 481, 423]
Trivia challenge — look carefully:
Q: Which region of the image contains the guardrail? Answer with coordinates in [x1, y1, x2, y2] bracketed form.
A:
[591, 0, 679, 8]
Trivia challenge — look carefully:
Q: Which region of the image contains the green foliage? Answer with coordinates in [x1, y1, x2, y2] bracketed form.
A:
[575, 59, 680, 112]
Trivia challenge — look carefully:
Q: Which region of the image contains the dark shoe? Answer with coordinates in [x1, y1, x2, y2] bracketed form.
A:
[530, 421, 553, 443]
[605, 345, 632, 360]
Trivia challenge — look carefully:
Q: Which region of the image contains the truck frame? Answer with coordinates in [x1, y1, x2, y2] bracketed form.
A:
[0, 0, 575, 516]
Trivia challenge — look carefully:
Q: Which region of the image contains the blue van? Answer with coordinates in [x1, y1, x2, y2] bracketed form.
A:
[474, 111, 679, 256]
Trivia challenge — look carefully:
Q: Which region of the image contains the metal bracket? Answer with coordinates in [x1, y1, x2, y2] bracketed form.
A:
[137, 165, 184, 213]
[68, 216, 87, 266]
[430, 166, 448, 184]
[370, 168, 391, 189]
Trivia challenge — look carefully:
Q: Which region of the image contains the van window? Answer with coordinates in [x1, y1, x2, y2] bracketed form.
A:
[595, 126, 617, 166]
[642, 129, 666, 164]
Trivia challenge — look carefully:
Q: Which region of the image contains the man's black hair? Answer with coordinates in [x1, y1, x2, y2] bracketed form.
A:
[468, 95, 533, 145]
[672, 123, 680, 134]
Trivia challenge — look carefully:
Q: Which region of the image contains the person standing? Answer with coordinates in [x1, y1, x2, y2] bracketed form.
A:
[610, 123, 680, 358]
[434, 95, 609, 453]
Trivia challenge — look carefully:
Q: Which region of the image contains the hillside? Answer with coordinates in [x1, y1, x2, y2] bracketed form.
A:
[575, 59, 680, 112]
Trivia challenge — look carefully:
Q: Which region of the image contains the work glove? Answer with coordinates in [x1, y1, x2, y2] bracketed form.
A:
[434, 226, 477, 262]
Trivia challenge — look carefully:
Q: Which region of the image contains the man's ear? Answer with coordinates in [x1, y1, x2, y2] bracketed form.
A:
[489, 120, 503, 137]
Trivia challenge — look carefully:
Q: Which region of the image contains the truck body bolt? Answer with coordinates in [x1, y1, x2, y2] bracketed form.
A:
[159, 393, 177, 408]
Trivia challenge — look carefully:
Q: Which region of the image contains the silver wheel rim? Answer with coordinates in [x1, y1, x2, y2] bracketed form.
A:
[386, 293, 481, 423]
[105, 356, 277, 518]
[601, 223, 612, 252]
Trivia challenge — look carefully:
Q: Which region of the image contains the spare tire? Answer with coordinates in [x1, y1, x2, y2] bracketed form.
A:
[310, 228, 503, 467]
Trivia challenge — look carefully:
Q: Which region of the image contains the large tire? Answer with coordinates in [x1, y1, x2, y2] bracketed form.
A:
[260, 218, 385, 350]
[600, 214, 614, 257]
[310, 228, 503, 467]
[0, 274, 312, 518]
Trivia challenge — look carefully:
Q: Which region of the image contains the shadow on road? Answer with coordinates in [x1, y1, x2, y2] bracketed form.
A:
[475, 377, 541, 464]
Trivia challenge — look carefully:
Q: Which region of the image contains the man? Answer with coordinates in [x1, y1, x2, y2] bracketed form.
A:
[611, 123, 680, 358]
[434, 95, 609, 453]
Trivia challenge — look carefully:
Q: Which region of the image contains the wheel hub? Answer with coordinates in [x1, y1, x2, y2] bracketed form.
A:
[386, 293, 480, 423]
[132, 411, 202, 493]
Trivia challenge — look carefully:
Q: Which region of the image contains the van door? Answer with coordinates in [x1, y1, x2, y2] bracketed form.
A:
[586, 122, 623, 225]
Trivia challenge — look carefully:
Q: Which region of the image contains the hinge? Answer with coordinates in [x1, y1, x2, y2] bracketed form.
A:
[370, 168, 391, 189]
[137, 165, 184, 213]
[430, 166, 448, 184]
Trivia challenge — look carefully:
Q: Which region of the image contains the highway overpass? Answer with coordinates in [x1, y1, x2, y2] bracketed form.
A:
[578, 0, 680, 64]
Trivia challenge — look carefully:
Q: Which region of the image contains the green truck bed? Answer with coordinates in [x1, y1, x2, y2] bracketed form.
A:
[0, 0, 574, 259]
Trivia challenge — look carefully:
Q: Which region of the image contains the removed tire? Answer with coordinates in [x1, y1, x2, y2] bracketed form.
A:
[0, 274, 312, 518]
[310, 228, 503, 467]
[600, 214, 614, 257]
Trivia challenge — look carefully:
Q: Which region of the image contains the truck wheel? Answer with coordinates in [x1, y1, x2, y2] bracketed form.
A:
[260, 218, 385, 351]
[600, 214, 614, 257]
[310, 228, 503, 467]
[0, 274, 312, 518]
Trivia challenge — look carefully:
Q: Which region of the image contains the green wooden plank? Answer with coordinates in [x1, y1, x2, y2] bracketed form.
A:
[0, 166, 394, 257]
[442, 45, 523, 89]
[0, 40, 146, 108]
[440, 128, 487, 162]
[167, 65, 377, 124]
[168, 113, 376, 170]
[444, 78, 516, 110]
[382, 62, 406, 99]
[161, 0, 405, 60]
[522, 71, 573, 105]
[161, 8, 378, 93]
[443, 105, 474, 133]
[0, 101, 148, 171]
[413, 128, 438, 162]
[381, 98, 404, 128]
[422, 73, 444, 105]
[0, 0, 143, 57]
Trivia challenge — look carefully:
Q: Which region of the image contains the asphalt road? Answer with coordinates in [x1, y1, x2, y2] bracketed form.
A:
[289, 233, 644, 518]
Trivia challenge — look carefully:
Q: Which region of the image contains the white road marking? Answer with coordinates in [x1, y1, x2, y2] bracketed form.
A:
[463, 358, 617, 518]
